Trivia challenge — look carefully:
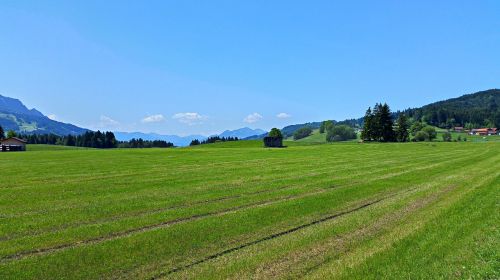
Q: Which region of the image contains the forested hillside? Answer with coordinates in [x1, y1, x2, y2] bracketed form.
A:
[403, 89, 500, 128]
[283, 89, 499, 137]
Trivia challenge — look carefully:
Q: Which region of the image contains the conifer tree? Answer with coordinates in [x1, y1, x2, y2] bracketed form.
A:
[395, 113, 410, 142]
[379, 103, 396, 142]
[371, 103, 383, 141]
[361, 107, 373, 141]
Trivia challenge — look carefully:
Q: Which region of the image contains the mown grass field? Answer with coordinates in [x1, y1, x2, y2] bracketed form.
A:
[0, 141, 498, 279]
[25, 144, 94, 151]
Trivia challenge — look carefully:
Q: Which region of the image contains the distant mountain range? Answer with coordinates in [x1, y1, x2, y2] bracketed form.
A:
[114, 127, 266, 147]
[0, 94, 267, 146]
[217, 127, 266, 138]
[113, 132, 206, 147]
[2, 89, 498, 145]
[0, 94, 88, 135]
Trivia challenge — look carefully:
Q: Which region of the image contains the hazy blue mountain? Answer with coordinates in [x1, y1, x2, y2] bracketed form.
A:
[114, 132, 207, 147]
[217, 127, 266, 139]
[0, 94, 88, 135]
[114, 128, 266, 146]
[243, 133, 268, 140]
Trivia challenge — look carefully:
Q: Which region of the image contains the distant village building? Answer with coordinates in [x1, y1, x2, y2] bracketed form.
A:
[453, 127, 464, 133]
[469, 128, 498, 136]
[0, 137, 27, 152]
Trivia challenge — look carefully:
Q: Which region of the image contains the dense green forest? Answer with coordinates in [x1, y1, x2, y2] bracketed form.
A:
[16, 131, 174, 149]
[402, 89, 500, 128]
[18, 131, 118, 148]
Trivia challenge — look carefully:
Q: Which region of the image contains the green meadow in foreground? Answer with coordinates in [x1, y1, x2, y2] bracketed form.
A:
[0, 141, 498, 279]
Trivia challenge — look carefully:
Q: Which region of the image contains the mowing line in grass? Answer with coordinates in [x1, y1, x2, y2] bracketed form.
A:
[0, 149, 471, 254]
[0, 185, 343, 263]
[0, 147, 486, 260]
[152, 187, 418, 278]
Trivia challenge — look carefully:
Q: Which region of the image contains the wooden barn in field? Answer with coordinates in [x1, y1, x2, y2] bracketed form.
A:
[1, 137, 27, 152]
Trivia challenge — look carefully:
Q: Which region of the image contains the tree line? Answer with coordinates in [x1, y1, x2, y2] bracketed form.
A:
[117, 138, 174, 148]
[190, 136, 239, 146]
[1, 125, 175, 149]
[361, 103, 454, 142]
[17, 131, 118, 148]
[14, 130, 173, 149]
[403, 89, 500, 129]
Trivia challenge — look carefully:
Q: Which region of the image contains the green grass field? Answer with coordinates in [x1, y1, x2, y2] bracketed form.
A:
[26, 144, 95, 151]
[1, 141, 498, 279]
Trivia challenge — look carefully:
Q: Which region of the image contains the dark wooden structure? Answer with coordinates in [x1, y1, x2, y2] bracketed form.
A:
[0, 137, 27, 152]
[263, 136, 283, 148]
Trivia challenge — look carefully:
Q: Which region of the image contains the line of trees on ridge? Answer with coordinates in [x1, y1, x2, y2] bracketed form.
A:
[360, 103, 461, 142]
[117, 138, 174, 148]
[190, 136, 239, 146]
[402, 89, 499, 129]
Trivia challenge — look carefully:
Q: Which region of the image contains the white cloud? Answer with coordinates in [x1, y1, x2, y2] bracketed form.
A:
[141, 114, 165, 123]
[276, 113, 291, 119]
[47, 114, 57, 120]
[244, 113, 263, 123]
[99, 115, 120, 127]
[172, 112, 207, 125]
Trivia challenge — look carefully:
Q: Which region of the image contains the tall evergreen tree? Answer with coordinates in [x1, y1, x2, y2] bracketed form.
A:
[65, 135, 76, 146]
[371, 103, 383, 141]
[380, 103, 396, 142]
[395, 113, 410, 142]
[361, 107, 373, 141]
[104, 131, 117, 148]
[0, 125, 4, 140]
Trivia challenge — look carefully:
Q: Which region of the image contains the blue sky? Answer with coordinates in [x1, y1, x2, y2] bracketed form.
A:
[0, 1, 498, 135]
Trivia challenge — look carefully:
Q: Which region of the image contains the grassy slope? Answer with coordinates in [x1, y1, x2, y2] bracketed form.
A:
[285, 129, 327, 143]
[0, 141, 498, 279]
